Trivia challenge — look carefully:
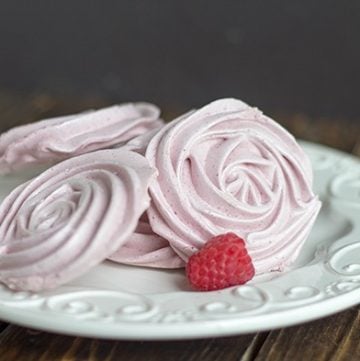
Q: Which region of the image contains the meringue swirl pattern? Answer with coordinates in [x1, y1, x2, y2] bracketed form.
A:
[145, 98, 321, 274]
[0, 102, 163, 174]
[0, 149, 156, 291]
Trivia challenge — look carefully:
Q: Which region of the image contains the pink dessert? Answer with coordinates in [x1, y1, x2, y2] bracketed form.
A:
[109, 213, 185, 268]
[0, 102, 163, 174]
[143, 98, 321, 275]
[109, 129, 187, 269]
[0, 149, 156, 291]
[0, 97, 322, 292]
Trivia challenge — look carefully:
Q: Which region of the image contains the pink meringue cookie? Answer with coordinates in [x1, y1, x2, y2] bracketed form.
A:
[109, 213, 185, 268]
[0, 102, 163, 174]
[144, 98, 321, 275]
[0, 149, 156, 291]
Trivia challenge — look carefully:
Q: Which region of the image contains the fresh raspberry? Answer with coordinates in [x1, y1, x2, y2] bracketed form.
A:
[186, 233, 255, 291]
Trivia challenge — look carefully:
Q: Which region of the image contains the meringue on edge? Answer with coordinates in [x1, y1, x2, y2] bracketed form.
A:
[0, 149, 157, 291]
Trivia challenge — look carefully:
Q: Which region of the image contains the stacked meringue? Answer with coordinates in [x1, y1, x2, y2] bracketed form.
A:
[0, 99, 321, 291]
[0, 102, 162, 174]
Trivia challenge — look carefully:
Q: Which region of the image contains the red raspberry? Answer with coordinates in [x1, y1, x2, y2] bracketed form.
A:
[186, 233, 255, 291]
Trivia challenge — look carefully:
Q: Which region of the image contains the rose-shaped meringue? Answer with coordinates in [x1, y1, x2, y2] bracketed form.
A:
[109, 213, 185, 268]
[0, 149, 156, 291]
[144, 98, 321, 274]
[0, 102, 163, 174]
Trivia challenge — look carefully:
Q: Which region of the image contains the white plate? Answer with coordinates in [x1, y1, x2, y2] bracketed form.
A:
[0, 141, 360, 340]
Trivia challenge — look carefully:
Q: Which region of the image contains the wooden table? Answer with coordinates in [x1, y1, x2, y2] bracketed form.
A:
[0, 92, 359, 361]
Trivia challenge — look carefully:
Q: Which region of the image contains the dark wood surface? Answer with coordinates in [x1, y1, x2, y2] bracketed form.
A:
[0, 92, 359, 361]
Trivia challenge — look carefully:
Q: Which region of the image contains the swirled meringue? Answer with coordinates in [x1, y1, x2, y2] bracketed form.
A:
[0, 102, 163, 174]
[109, 213, 185, 268]
[145, 98, 321, 274]
[0, 149, 156, 291]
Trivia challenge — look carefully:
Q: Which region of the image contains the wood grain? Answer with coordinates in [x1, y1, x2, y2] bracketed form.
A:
[254, 306, 360, 361]
[0, 325, 257, 361]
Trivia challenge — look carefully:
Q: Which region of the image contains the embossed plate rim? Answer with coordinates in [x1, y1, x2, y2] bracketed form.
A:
[0, 289, 360, 340]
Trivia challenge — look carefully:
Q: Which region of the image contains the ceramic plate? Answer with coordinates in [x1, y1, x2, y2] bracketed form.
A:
[0, 141, 359, 340]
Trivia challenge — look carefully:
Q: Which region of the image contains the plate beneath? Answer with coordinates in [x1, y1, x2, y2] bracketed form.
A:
[0, 141, 360, 340]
